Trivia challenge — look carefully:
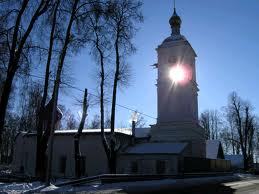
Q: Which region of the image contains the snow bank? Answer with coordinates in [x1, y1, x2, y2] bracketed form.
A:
[0, 181, 45, 193]
[0, 174, 246, 193]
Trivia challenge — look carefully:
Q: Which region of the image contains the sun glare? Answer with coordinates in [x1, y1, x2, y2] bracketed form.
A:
[169, 65, 186, 83]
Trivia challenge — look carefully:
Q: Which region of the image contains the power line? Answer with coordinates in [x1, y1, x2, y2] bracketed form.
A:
[27, 73, 157, 120]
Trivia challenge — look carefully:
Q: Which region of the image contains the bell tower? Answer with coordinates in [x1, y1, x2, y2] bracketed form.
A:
[157, 5, 198, 125]
[150, 4, 205, 158]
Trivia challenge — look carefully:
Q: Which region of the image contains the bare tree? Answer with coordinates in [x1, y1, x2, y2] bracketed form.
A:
[86, 1, 110, 169]
[66, 112, 78, 130]
[254, 119, 259, 163]
[0, 112, 19, 164]
[104, 0, 143, 173]
[18, 81, 43, 132]
[219, 127, 232, 154]
[227, 92, 257, 170]
[200, 109, 222, 140]
[223, 109, 240, 154]
[45, 0, 80, 185]
[86, 113, 112, 129]
[45, 0, 101, 184]
[104, 111, 111, 128]
[135, 114, 146, 128]
[88, 114, 101, 129]
[35, 0, 60, 177]
[0, 0, 51, 148]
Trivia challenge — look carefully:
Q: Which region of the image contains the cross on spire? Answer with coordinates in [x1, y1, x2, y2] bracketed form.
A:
[169, 0, 182, 36]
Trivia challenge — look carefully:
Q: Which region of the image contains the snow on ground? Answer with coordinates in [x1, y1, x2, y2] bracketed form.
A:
[223, 179, 259, 190]
[42, 176, 236, 193]
[49, 179, 178, 193]
[0, 181, 45, 194]
[235, 173, 257, 179]
[54, 175, 258, 193]
[0, 178, 73, 193]
[0, 179, 180, 193]
[0, 174, 256, 193]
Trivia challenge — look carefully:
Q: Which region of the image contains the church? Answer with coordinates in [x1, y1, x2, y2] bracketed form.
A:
[12, 5, 230, 178]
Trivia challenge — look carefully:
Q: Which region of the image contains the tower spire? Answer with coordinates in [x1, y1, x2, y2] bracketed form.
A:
[169, 1, 182, 36]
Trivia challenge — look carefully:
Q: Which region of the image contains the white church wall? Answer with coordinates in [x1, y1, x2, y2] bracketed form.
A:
[150, 124, 205, 158]
[12, 134, 23, 173]
[12, 132, 132, 178]
[156, 42, 198, 124]
[12, 134, 23, 172]
[51, 134, 111, 177]
[12, 133, 36, 176]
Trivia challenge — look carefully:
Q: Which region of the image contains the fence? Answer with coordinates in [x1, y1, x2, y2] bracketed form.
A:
[183, 157, 231, 173]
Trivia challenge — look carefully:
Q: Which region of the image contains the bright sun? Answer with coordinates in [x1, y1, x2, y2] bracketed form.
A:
[169, 65, 185, 83]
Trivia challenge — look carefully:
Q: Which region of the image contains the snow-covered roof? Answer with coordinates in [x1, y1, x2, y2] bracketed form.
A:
[206, 140, 220, 159]
[55, 128, 151, 138]
[17, 128, 151, 138]
[135, 128, 150, 138]
[225, 155, 244, 168]
[122, 142, 188, 155]
[55, 128, 132, 135]
[206, 140, 224, 159]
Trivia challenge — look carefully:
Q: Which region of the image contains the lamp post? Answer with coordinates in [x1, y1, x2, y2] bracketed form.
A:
[131, 111, 138, 145]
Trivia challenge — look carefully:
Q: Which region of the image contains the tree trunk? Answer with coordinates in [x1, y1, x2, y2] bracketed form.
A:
[45, 83, 59, 185]
[0, 0, 49, 148]
[74, 89, 88, 178]
[0, 70, 15, 148]
[0, 0, 29, 148]
[36, 0, 60, 178]
[94, 27, 111, 173]
[108, 34, 120, 174]
[45, 0, 79, 185]
[243, 154, 249, 171]
[110, 36, 120, 135]
[109, 147, 117, 174]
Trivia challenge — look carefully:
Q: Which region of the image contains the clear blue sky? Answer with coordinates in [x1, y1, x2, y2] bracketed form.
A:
[60, 0, 259, 127]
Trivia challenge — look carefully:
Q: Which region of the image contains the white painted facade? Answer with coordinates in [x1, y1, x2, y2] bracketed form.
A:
[117, 7, 206, 174]
[12, 6, 210, 177]
[12, 130, 132, 177]
[156, 38, 198, 124]
[150, 6, 205, 158]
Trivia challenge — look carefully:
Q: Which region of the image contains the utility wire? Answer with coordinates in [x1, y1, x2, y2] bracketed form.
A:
[26, 73, 157, 120]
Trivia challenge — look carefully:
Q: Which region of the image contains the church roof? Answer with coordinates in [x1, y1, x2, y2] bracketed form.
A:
[162, 35, 186, 42]
[17, 128, 151, 138]
[122, 142, 187, 155]
[54, 127, 151, 138]
[159, 38, 197, 57]
[158, 3, 197, 57]
[206, 140, 225, 159]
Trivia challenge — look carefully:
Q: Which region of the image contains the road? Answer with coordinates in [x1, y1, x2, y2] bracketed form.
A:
[223, 178, 259, 194]
[117, 176, 259, 194]
[72, 176, 259, 194]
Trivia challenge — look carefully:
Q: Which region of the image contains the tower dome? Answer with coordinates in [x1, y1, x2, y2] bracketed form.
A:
[163, 3, 185, 42]
[169, 8, 182, 35]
